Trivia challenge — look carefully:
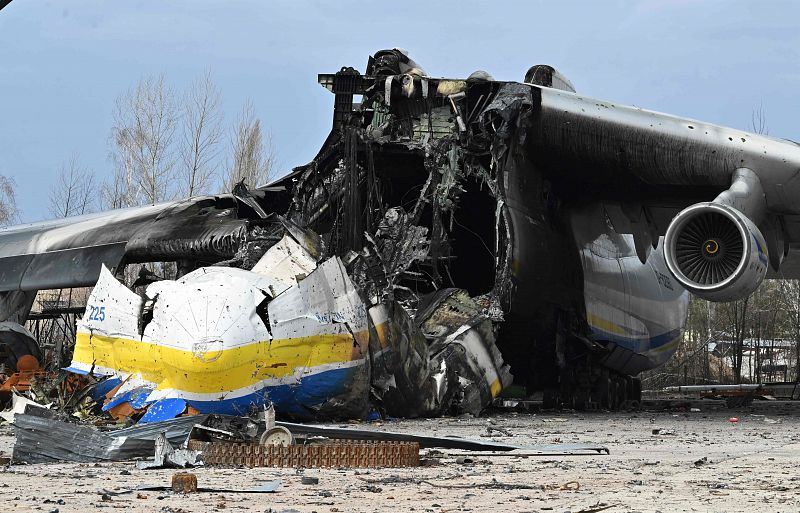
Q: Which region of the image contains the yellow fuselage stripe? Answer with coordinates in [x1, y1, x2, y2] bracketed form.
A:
[586, 312, 629, 336]
[72, 330, 364, 394]
[489, 378, 502, 398]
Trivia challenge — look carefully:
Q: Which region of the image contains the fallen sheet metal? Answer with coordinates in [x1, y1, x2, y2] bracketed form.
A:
[12, 411, 208, 463]
[275, 421, 608, 454]
[13, 410, 608, 464]
[136, 432, 203, 470]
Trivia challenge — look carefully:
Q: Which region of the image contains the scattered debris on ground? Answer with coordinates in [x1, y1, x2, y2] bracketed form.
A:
[0, 406, 798, 512]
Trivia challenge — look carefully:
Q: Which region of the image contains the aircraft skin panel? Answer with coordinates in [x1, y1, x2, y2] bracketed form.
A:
[68, 261, 373, 418]
[572, 203, 690, 374]
[67, 359, 366, 417]
[68, 332, 366, 394]
[158, 366, 362, 416]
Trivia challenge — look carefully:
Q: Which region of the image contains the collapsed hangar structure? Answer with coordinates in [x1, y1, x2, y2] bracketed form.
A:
[3, 49, 800, 419]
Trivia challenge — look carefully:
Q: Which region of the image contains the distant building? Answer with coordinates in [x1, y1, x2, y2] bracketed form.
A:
[708, 337, 796, 383]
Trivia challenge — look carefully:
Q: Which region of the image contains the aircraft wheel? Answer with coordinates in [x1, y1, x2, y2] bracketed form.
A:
[573, 388, 590, 411]
[543, 388, 559, 410]
[593, 371, 611, 409]
[629, 377, 642, 403]
[618, 377, 628, 408]
[611, 379, 623, 410]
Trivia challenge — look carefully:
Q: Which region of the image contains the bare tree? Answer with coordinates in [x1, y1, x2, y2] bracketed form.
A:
[42, 157, 95, 367]
[223, 101, 274, 192]
[100, 166, 136, 210]
[721, 296, 750, 383]
[0, 174, 17, 227]
[777, 280, 800, 380]
[111, 74, 179, 206]
[179, 70, 223, 197]
[49, 155, 94, 218]
[752, 102, 769, 135]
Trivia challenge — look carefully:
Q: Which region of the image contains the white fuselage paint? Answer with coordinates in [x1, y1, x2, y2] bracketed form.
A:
[572, 203, 690, 374]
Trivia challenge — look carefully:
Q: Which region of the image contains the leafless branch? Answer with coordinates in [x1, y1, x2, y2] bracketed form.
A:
[751, 102, 769, 135]
[223, 100, 275, 192]
[179, 70, 223, 197]
[49, 155, 95, 218]
[0, 174, 18, 227]
[110, 74, 179, 206]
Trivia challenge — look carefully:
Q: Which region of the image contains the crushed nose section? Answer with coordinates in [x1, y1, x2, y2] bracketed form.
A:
[265, 256, 371, 419]
[69, 249, 373, 420]
[69, 235, 511, 420]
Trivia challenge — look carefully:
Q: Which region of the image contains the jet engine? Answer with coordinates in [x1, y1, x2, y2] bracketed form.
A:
[664, 202, 768, 302]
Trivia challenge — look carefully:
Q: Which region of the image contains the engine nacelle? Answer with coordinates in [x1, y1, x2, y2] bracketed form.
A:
[664, 202, 768, 302]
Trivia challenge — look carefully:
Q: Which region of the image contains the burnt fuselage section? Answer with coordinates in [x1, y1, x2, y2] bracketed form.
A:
[269, 51, 653, 406]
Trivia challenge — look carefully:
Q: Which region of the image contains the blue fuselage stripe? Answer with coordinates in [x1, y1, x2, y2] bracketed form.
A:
[182, 366, 359, 416]
[591, 327, 681, 353]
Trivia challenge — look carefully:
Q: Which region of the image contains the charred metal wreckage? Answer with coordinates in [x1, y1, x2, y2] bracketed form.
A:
[3, 49, 800, 421]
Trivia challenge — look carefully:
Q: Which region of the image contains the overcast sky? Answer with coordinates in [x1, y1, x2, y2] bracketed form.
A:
[1, 0, 799, 223]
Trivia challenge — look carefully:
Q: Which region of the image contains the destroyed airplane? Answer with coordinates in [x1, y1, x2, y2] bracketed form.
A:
[2, 49, 800, 418]
[65, 225, 508, 420]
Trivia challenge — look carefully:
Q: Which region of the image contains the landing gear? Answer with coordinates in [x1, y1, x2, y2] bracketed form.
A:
[626, 377, 641, 410]
[543, 388, 560, 409]
[544, 363, 641, 411]
[573, 387, 591, 411]
[592, 370, 612, 409]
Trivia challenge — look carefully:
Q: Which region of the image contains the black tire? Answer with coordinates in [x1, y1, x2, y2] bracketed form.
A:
[593, 371, 611, 409]
[543, 388, 559, 410]
[573, 388, 590, 411]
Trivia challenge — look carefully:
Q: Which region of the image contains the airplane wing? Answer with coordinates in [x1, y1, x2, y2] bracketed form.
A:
[510, 82, 800, 279]
[0, 191, 280, 293]
[522, 82, 800, 222]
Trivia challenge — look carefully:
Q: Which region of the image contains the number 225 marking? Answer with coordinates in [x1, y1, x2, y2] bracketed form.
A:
[88, 306, 106, 322]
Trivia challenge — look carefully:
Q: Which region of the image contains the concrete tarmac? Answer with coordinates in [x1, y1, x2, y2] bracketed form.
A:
[0, 401, 797, 513]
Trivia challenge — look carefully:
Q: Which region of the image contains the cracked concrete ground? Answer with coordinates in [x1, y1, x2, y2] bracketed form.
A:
[0, 401, 798, 513]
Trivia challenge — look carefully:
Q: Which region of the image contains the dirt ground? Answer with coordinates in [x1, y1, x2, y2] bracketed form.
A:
[0, 400, 798, 513]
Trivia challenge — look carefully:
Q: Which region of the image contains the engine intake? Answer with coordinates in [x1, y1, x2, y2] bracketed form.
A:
[664, 202, 768, 302]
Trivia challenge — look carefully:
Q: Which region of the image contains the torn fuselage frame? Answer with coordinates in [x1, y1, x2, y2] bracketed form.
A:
[299, 67, 516, 320]
[291, 57, 593, 395]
